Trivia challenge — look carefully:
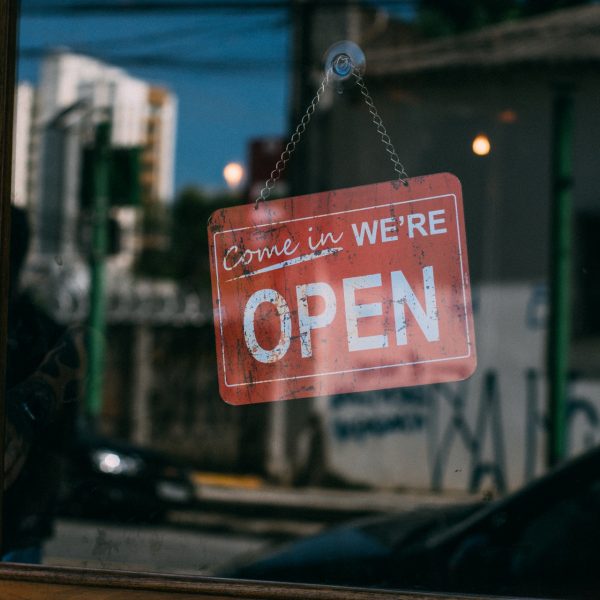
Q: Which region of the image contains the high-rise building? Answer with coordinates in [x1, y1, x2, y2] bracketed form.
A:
[141, 86, 177, 203]
[19, 50, 177, 272]
[37, 50, 150, 147]
[11, 82, 36, 208]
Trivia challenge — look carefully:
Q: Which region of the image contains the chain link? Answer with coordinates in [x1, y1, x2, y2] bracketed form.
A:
[352, 68, 409, 187]
[255, 71, 331, 208]
[255, 58, 409, 208]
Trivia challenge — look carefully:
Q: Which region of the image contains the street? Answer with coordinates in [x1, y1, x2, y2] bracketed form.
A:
[43, 517, 274, 575]
[41, 485, 470, 575]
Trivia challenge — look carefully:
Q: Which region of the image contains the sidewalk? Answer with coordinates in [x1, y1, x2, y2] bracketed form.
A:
[172, 473, 479, 538]
[196, 480, 476, 514]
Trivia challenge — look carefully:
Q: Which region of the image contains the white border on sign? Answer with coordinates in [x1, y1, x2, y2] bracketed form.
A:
[213, 193, 472, 388]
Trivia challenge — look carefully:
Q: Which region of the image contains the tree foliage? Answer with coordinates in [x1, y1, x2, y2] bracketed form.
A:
[134, 198, 172, 279]
[135, 186, 239, 289]
[418, 0, 590, 36]
[170, 186, 239, 290]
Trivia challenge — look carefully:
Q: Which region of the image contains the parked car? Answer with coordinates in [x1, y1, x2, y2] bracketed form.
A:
[224, 445, 600, 599]
[59, 435, 196, 522]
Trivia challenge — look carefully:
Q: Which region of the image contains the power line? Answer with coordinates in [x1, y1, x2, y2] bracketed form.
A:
[34, 15, 287, 52]
[23, 1, 287, 14]
[18, 15, 289, 70]
[18, 48, 283, 74]
[22, 0, 418, 16]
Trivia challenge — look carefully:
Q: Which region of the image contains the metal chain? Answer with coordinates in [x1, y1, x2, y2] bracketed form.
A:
[255, 58, 408, 207]
[353, 68, 409, 187]
[255, 71, 331, 208]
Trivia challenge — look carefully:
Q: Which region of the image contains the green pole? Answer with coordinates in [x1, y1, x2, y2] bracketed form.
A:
[86, 120, 111, 422]
[547, 86, 574, 468]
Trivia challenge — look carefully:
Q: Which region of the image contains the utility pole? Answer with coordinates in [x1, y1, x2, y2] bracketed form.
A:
[547, 85, 574, 468]
[86, 119, 111, 423]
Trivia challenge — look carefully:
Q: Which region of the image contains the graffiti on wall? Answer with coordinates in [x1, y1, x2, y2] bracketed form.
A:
[326, 369, 600, 493]
[320, 284, 600, 492]
[330, 388, 427, 442]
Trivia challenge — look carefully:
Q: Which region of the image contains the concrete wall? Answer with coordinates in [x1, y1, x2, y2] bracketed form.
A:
[102, 323, 269, 474]
[283, 64, 600, 492]
[311, 282, 600, 493]
[299, 67, 600, 284]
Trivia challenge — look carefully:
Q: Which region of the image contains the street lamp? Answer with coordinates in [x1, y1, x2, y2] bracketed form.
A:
[223, 161, 245, 190]
[472, 134, 491, 156]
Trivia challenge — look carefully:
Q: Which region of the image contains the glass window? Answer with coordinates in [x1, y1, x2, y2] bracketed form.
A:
[4, 1, 600, 598]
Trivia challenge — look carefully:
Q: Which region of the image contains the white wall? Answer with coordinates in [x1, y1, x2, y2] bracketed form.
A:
[315, 283, 600, 492]
[12, 82, 34, 207]
[38, 51, 149, 147]
[156, 92, 177, 202]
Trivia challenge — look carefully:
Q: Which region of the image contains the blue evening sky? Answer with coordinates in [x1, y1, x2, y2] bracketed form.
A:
[17, 2, 414, 196]
[18, 4, 290, 195]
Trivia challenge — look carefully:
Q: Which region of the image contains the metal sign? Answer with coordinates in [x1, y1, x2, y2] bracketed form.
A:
[209, 173, 476, 405]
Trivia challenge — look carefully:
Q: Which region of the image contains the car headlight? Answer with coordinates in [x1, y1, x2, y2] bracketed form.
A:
[91, 450, 143, 476]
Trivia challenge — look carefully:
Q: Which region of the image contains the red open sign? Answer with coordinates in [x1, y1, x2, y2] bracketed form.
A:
[208, 173, 476, 405]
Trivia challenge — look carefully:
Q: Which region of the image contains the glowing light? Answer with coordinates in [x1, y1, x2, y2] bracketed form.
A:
[498, 109, 518, 124]
[223, 162, 245, 190]
[98, 452, 121, 473]
[472, 134, 491, 156]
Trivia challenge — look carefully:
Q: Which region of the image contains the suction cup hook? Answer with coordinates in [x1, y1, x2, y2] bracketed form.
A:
[324, 40, 366, 83]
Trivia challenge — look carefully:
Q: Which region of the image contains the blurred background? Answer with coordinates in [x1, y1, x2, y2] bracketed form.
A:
[7, 0, 600, 593]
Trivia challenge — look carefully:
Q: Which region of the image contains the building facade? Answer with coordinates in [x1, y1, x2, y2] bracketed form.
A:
[141, 86, 177, 204]
[278, 4, 600, 493]
[11, 82, 35, 209]
[15, 50, 177, 277]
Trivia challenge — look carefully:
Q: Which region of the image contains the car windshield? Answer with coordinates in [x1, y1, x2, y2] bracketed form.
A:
[4, 1, 600, 598]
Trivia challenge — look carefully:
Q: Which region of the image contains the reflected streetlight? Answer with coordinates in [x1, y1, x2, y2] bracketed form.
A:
[223, 161, 245, 190]
[472, 134, 491, 156]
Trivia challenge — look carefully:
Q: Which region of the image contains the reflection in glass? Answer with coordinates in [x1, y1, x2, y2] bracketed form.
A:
[5, 2, 600, 597]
